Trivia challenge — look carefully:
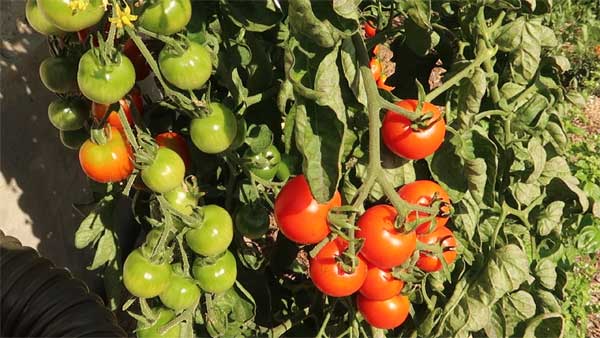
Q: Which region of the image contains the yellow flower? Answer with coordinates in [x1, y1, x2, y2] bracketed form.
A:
[68, 0, 89, 11]
[109, 3, 138, 29]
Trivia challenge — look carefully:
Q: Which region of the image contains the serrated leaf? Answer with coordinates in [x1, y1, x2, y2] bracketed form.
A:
[88, 230, 116, 270]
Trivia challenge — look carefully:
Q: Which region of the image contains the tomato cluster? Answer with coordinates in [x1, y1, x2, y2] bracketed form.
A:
[275, 177, 458, 329]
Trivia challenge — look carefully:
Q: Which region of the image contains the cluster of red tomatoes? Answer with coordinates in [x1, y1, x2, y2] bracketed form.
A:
[276, 175, 458, 329]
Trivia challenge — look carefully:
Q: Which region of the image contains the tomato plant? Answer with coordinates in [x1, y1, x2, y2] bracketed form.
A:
[159, 269, 201, 311]
[25, 0, 64, 36]
[123, 249, 171, 298]
[92, 88, 143, 130]
[32, 0, 595, 336]
[47, 97, 89, 131]
[136, 308, 181, 338]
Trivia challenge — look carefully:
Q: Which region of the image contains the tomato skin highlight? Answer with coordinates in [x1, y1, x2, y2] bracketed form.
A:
[77, 50, 135, 105]
[39, 56, 78, 94]
[138, 0, 192, 35]
[26, 0, 64, 35]
[156, 132, 192, 170]
[416, 226, 458, 272]
[159, 42, 212, 90]
[356, 204, 417, 269]
[397, 180, 451, 234]
[37, 0, 104, 32]
[47, 97, 89, 131]
[192, 250, 237, 294]
[274, 175, 342, 244]
[185, 204, 233, 257]
[123, 249, 172, 298]
[141, 147, 185, 194]
[79, 127, 134, 183]
[309, 238, 368, 297]
[159, 272, 201, 311]
[357, 293, 410, 329]
[382, 99, 446, 160]
[190, 102, 237, 154]
[359, 263, 404, 301]
[243, 144, 281, 181]
[136, 307, 181, 338]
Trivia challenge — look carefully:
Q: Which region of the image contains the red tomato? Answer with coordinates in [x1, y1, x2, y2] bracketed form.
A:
[377, 74, 395, 91]
[397, 180, 450, 234]
[359, 263, 404, 300]
[156, 131, 191, 170]
[79, 126, 134, 183]
[356, 205, 416, 269]
[92, 88, 143, 130]
[382, 99, 446, 160]
[357, 294, 410, 329]
[274, 175, 342, 244]
[123, 39, 151, 81]
[364, 21, 377, 38]
[370, 58, 382, 81]
[309, 238, 367, 297]
[416, 226, 457, 272]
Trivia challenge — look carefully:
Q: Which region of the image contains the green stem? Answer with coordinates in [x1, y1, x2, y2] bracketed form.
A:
[378, 98, 423, 120]
[425, 46, 498, 102]
[138, 26, 187, 55]
[315, 311, 332, 338]
[490, 205, 508, 249]
[116, 105, 140, 151]
[473, 109, 508, 123]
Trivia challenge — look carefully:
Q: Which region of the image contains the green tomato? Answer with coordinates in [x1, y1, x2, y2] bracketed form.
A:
[123, 249, 171, 298]
[159, 271, 201, 311]
[25, 0, 64, 35]
[190, 102, 237, 154]
[141, 148, 185, 194]
[185, 204, 233, 256]
[192, 250, 237, 294]
[164, 184, 198, 216]
[77, 50, 135, 105]
[158, 42, 212, 90]
[228, 118, 247, 150]
[59, 128, 88, 150]
[37, 0, 104, 32]
[276, 153, 300, 181]
[39, 56, 78, 94]
[48, 97, 88, 131]
[136, 308, 181, 338]
[235, 204, 270, 239]
[138, 0, 192, 35]
[243, 144, 281, 181]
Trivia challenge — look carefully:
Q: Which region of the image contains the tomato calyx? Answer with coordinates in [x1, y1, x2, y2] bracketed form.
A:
[193, 249, 227, 266]
[89, 125, 111, 145]
[134, 132, 160, 170]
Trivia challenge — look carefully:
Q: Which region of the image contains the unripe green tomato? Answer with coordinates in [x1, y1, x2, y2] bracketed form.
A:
[60, 128, 88, 150]
[77, 50, 135, 105]
[228, 118, 247, 150]
[136, 307, 181, 338]
[163, 184, 199, 216]
[243, 144, 281, 181]
[159, 271, 201, 311]
[39, 56, 78, 94]
[190, 102, 237, 154]
[276, 153, 300, 181]
[25, 0, 64, 35]
[235, 204, 270, 239]
[123, 249, 171, 298]
[138, 0, 192, 35]
[141, 148, 185, 194]
[159, 42, 212, 90]
[185, 204, 233, 256]
[48, 97, 88, 131]
[192, 250, 237, 294]
[37, 0, 104, 32]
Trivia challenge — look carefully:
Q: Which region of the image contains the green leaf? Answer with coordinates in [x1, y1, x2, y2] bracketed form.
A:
[404, 17, 439, 56]
[537, 201, 564, 236]
[540, 156, 571, 184]
[221, 0, 283, 32]
[427, 134, 468, 202]
[462, 129, 498, 207]
[75, 210, 106, 249]
[246, 124, 274, 153]
[526, 137, 546, 183]
[403, 0, 432, 29]
[340, 39, 367, 107]
[523, 313, 564, 338]
[534, 289, 561, 313]
[464, 158, 487, 205]
[371, 149, 415, 200]
[88, 230, 116, 270]
[454, 192, 480, 241]
[288, 0, 341, 48]
[535, 258, 557, 290]
[456, 68, 487, 129]
[576, 225, 600, 254]
[516, 94, 549, 126]
[502, 290, 537, 336]
[513, 182, 541, 206]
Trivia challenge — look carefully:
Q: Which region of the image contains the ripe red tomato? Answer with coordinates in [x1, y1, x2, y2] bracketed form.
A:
[92, 88, 143, 130]
[397, 180, 451, 234]
[416, 226, 457, 272]
[156, 132, 191, 170]
[274, 175, 342, 244]
[123, 39, 151, 81]
[356, 205, 417, 269]
[309, 238, 367, 297]
[370, 58, 382, 81]
[359, 263, 404, 301]
[79, 126, 134, 183]
[357, 294, 410, 329]
[382, 99, 446, 160]
[364, 21, 377, 38]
